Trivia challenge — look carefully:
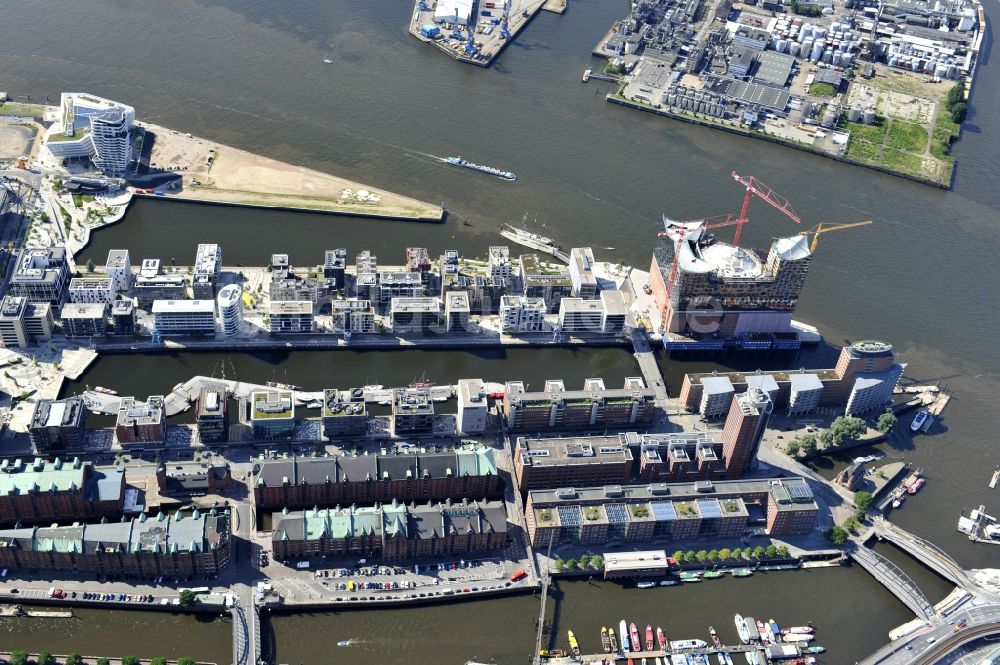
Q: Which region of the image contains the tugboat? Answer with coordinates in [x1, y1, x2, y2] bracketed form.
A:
[445, 156, 516, 181]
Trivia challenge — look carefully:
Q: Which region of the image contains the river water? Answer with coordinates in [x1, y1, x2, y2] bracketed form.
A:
[3, 0, 1000, 662]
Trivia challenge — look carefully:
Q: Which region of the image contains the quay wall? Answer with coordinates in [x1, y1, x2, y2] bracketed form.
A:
[0, 655, 215, 665]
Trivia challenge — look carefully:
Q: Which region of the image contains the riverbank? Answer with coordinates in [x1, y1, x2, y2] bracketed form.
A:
[140, 122, 443, 221]
[607, 93, 949, 190]
[0, 655, 215, 665]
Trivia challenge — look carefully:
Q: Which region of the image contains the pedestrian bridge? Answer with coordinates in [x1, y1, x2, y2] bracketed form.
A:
[232, 585, 262, 665]
[848, 543, 935, 620]
[871, 517, 969, 588]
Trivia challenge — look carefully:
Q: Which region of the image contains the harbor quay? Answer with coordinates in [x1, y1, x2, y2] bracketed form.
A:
[408, 0, 553, 67]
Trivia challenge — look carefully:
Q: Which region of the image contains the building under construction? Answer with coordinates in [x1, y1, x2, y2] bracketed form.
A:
[649, 219, 812, 350]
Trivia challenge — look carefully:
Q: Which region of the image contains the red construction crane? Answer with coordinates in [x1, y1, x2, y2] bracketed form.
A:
[731, 171, 801, 245]
[656, 214, 742, 303]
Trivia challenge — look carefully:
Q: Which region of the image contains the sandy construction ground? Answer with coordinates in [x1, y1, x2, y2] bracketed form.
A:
[143, 122, 441, 220]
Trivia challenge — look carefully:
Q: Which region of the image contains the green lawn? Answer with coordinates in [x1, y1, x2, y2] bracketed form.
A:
[846, 121, 886, 144]
[846, 139, 881, 162]
[887, 120, 928, 152]
[0, 102, 45, 118]
[810, 83, 837, 97]
[883, 148, 926, 173]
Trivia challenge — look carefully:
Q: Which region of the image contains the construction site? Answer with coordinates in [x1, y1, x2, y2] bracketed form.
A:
[643, 171, 871, 350]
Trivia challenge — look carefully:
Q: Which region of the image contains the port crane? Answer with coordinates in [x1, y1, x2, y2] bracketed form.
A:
[731, 171, 801, 245]
[797, 220, 873, 252]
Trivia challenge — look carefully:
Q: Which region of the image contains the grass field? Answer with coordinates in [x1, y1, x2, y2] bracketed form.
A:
[846, 139, 881, 161]
[846, 120, 886, 144]
[887, 120, 929, 152]
[0, 102, 46, 118]
[883, 148, 926, 173]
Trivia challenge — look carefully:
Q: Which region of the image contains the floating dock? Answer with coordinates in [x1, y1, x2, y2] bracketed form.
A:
[957, 505, 1000, 545]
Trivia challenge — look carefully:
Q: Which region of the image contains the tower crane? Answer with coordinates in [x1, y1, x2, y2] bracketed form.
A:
[798, 220, 873, 252]
[731, 171, 801, 245]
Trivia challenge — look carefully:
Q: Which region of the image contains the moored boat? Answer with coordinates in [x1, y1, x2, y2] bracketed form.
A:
[782, 626, 814, 634]
[769, 619, 781, 640]
[703, 571, 724, 579]
[909, 477, 926, 493]
[621, 620, 631, 653]
[756, 620, 770, 643]
[783, 633, 814, 643]
[709, 626, 720, 648]
[657, 627, 667, 651]
[94, 386, 118, 395]
[806, 646, 825, 654]
[602, 626, 612, 653]
[637, 580, 656, 589]
[732, 568, 753, 577]
[630, 623, 641, 652]
[679, 572, 701, 583]
[645, 625, 654, 651]
[735, 614, 751, 643]
[568, 630, 581, 656]
[911, 410, 929, 431]
[659, 579, 680, 586]
[669, 639, 707, 650]
[609, 627, 620, 653]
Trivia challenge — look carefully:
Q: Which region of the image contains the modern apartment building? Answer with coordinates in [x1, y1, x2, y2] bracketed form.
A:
[721, 389, 773, 476]
[0, 296, 53, 348]
[152, 299, 216, 336]
[132, 259, 186, 307]
[499, 295, 547, 333]
[444, 292, 470, 332]
[390, 297, 440, 334]
[60, 302, 107, 337]
[0, 457, 124, 525]
[115, 396, 166, 445]
[250, 391, 296, 440]
[502, 378, 656, 432]
[331, 299, 376, 334]
[377, 272, 424, 305]
[391, 388, 435, 435]
[196, 387, 229, 444]
[456, 379, 488, 434]
[9, 247, 70, 307]
[216, 284, 244, 336]
[28, 398, 87, 452]
[488, 246, 513, 288]
[271, 499, 508, 561]
[253, 447, 502, 509]
[268, 300, 313, 334]
[0, 510, 231, 576]
[43, 93, 135, 176]
[324, 248, 347, 290]
[558, 293, 629, 335]
[524, 477, 818, 547]
[568, 247, 599, 299]
[68, 277, 114, 304]
[321, 389, 369, 438]
[105, 249, 132, 293]
[520, 254, 573, 312]
[192, 244, 222, 299]
[109, 299, 136, 336]
[678, 340, 905, 417]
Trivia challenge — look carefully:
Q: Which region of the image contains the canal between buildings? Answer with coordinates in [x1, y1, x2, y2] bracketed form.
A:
[3, 0, 1000, 660]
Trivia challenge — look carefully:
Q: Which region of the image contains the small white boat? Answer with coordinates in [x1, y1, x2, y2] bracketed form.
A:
[637, 580, 656, 589]
[337, 640, 351, 647]
[363, 384, 384, 391]
[735, 614, 751, 644]
[784, 633, 814, 643]
[911, 410, 930, 431]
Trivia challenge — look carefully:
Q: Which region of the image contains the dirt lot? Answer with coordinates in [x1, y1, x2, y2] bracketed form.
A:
[144, 122, 441, 220]
[0, 123, 35, 159]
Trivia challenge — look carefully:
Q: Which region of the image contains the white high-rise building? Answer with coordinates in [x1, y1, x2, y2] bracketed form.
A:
[216, 284, 244, 336]
[43, 93, 135, 176]
[105, 250, 132, 293]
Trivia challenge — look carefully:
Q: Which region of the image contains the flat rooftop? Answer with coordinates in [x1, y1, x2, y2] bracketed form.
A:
[517, 434, 634, 466]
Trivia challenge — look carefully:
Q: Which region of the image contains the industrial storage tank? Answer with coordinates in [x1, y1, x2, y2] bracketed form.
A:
[798, 24, 809, 41]
[848, 107, 862, 122]
[863, 108, 875, 124]
[822, 50, 833, 63]
[832, 52, 843, 66]
[776, 39, 787, 53]
[668, 93, 678, 106]
[790, 42, 801, 57]
[811, 43, 824, 61]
